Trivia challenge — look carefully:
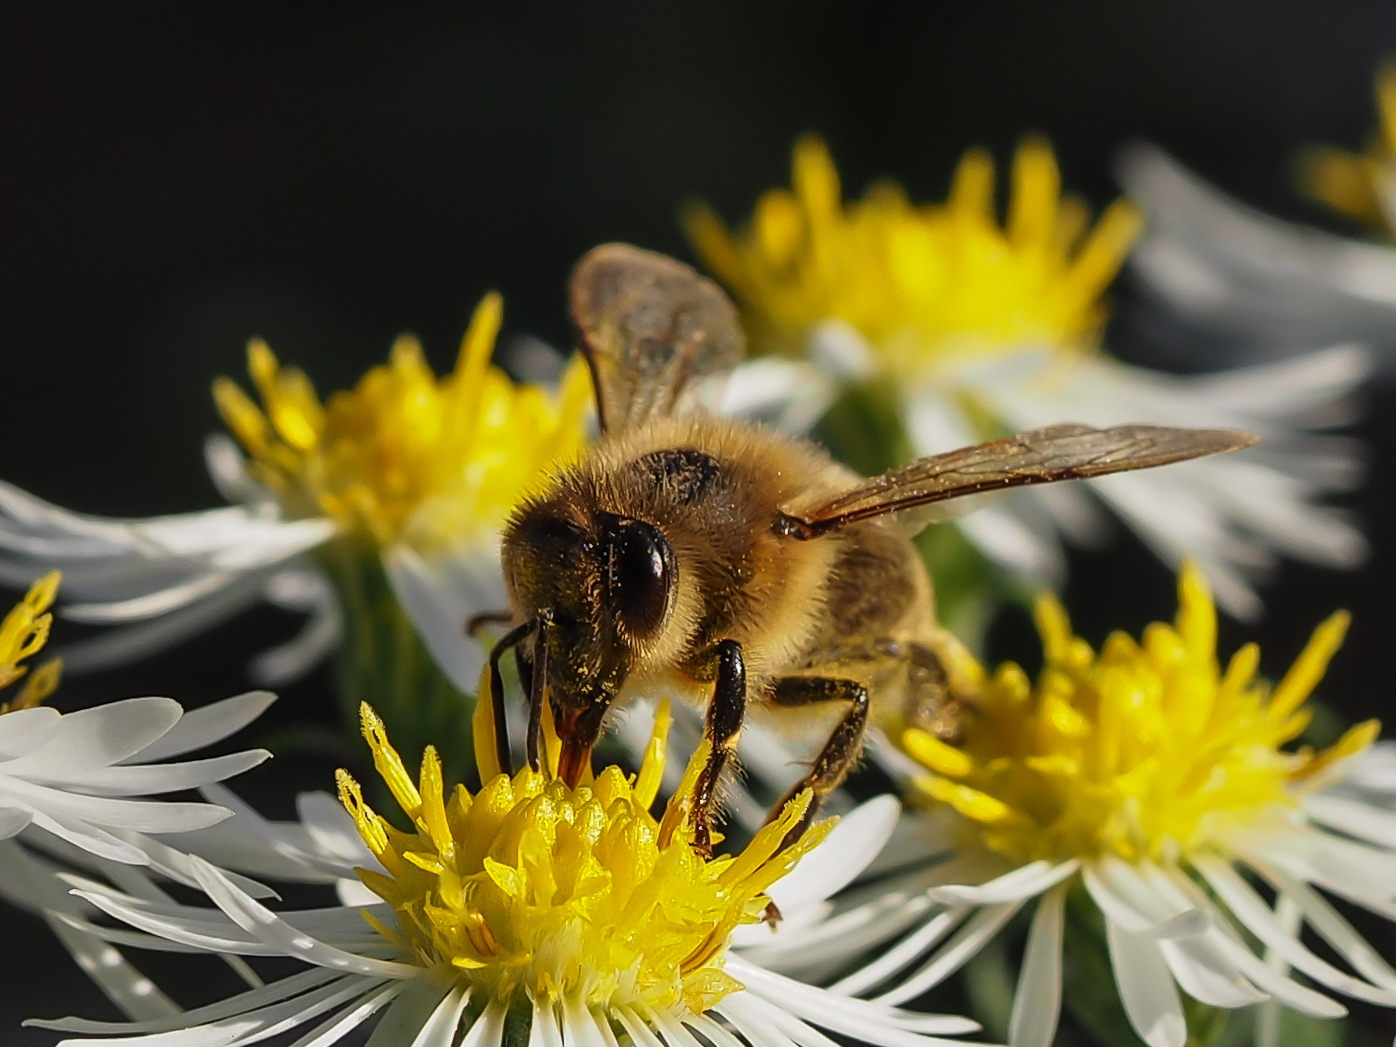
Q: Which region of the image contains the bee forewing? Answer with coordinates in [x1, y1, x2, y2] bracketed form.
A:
[784, 423, 1259, 538]
[569, 243, 746, 432]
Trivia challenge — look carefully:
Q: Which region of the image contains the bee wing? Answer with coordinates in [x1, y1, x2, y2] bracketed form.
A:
[778, 423, 1259, 539]
[569, 243, 746, 433]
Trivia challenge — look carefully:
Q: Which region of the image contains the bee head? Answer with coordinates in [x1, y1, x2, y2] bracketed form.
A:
[502, 498, 678, 786]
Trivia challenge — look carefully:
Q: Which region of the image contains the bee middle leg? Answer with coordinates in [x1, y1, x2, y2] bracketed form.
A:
[765, 675, 870, 847]
[691, 639, 746, 858]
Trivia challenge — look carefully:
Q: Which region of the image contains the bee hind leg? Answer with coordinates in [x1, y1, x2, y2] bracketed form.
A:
[764, 676, 870, 850]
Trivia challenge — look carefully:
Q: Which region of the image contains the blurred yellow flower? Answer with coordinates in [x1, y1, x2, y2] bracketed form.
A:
[1299, 63, 1396, 234]
[686, 136, 1143, 376]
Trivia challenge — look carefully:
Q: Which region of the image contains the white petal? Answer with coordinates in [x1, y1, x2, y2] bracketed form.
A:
[187, 857, 418, 978]
[298, 791, 375, 866]
[3, 779, 232, 834]
[1194, 853, 1396, 1004]
[28, 810, 149, 865]
[49, 751, 270, 796]
[364, 975, 455, 1047]
[0, 697, 182, 777]
[1302, 792, 1396, 848]
[451, 999, 504, 1047]
[249, 574, 342, 686]
[826, 908, 967, 996]
[285, 984, 402, 1047]
[930, 859, 1078, 906]
[1252, 860, 1396, 993]
[383, 542, 502, 693]
[718, 358, 838, 435]
[1201, 927, 1345, 1017]
[0, 805, 33, 838]
[130, 691, 276, 763]
[1082, 861, 1208, 938]
[0, 706, 61, 758]
[768, 796, 900, 912]
[1105, 921, 1187, 1047]
[874, 902, 1024, 1006]
[1008, 884, 1066, 1047]
[614, 1008, 665, 1047]
[561, 996, 609, 1047]
[530, 998, 564, 1047]
[641, 1003, 705, 1047]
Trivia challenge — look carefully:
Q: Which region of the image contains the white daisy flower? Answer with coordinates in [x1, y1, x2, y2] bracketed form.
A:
[0, 572, 275, 1019]
[744, 563, 1396, 1047]
[685, 136, 1369, 619]
[30, 700, 982, 1047]
[0, 293, 591, 704]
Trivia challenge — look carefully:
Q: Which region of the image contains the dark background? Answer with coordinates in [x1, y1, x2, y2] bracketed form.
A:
[3, 2, 1396, 1042]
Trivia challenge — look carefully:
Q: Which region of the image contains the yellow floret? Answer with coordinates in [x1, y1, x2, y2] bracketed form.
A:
[903, 562, 1370, 864]
[0, 571, 62, 713]
[338, 700, 830, 1013]
[215, 294, 592, 549]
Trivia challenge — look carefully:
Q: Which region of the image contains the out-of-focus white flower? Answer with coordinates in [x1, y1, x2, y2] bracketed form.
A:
[0, 572, 274, 1018]
[687, 137, 1369, 619]
[748, 565, 1396, 1047]
[31, 702, 982, 1047]
[0, 294, 591, 693]
[1121, 141, 1396, 375]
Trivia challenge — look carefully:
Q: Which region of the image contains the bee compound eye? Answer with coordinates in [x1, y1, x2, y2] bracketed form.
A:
[605, 517, 675, 640]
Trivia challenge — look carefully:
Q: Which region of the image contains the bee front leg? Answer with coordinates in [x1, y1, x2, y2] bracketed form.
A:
[691, 639, 746, 858]
[765, 676, 870, 848]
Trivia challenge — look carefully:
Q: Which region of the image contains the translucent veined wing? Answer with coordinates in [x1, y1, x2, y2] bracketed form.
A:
[776, 423, 1259, 539]
[569, 243, 745, 432]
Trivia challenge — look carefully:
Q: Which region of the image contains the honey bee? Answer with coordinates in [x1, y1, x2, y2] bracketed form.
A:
[480, 243, 1255, 852]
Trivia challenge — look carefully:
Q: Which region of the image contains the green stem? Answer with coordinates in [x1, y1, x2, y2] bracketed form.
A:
[318, 538, 476, 792]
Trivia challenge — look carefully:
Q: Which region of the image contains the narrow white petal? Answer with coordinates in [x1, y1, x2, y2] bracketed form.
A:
[1008, 884, 1066, 1047]
[130, 691, 277, 763]
[529, 998, 564, 1047]
[409, 988, 470, 1047]
[1106, 921, 1187, 1047]
[1082, 862, 1208, 938]
[1302, 793, 1396, 848]
[708, 998, 788, 1047]
[29, 810, 149, 865]
[383, 542, 501, 693]
[718, 357, 838, 435]
[561, 996, 609, 1047]
[0, 705, 61, 758]
[187, 858, 418, 978]
[51, 751, 270, 796]
[614, 1007, 665, 1047]
[1194, 854, 1396, 1004]
[284, 984, 402, 1047]
[768, 796, 900, 912]
[3, 779, 232, 834]
[249, 583, 342, 686]
[0, 804, 33, 838]
[874, 901, 1024, 1005]
[826, 908, 968, 996]
[459, 1000, 507, 1047]
[1202, 927, 1345, 1017]
[0, 697, 182, 776]
[640, 1003, 704, 1047]
[365, 975, 455, 1047]
[1253, 860, 1396, 992]
[1158, 935, 1266, 1009]
[930, 859, 1078, 906]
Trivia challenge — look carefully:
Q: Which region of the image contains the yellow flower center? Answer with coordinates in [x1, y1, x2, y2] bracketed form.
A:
[1299, 63, 1396, 234]
[214, 294, 593, 549]
[337, 698, 828, 1014]
[903, 563, 1376, 865]
[0, 571, 62, 714]
[686, 136, 1143, 376]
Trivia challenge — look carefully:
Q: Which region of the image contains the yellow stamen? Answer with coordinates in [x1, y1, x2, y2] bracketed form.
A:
[900, 561, 1373, 864]
[215, 295, 592, 549]
[0, 571, 63, 714]
[685, 136, 1141, 376]
[338, 703, 831, 1014]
